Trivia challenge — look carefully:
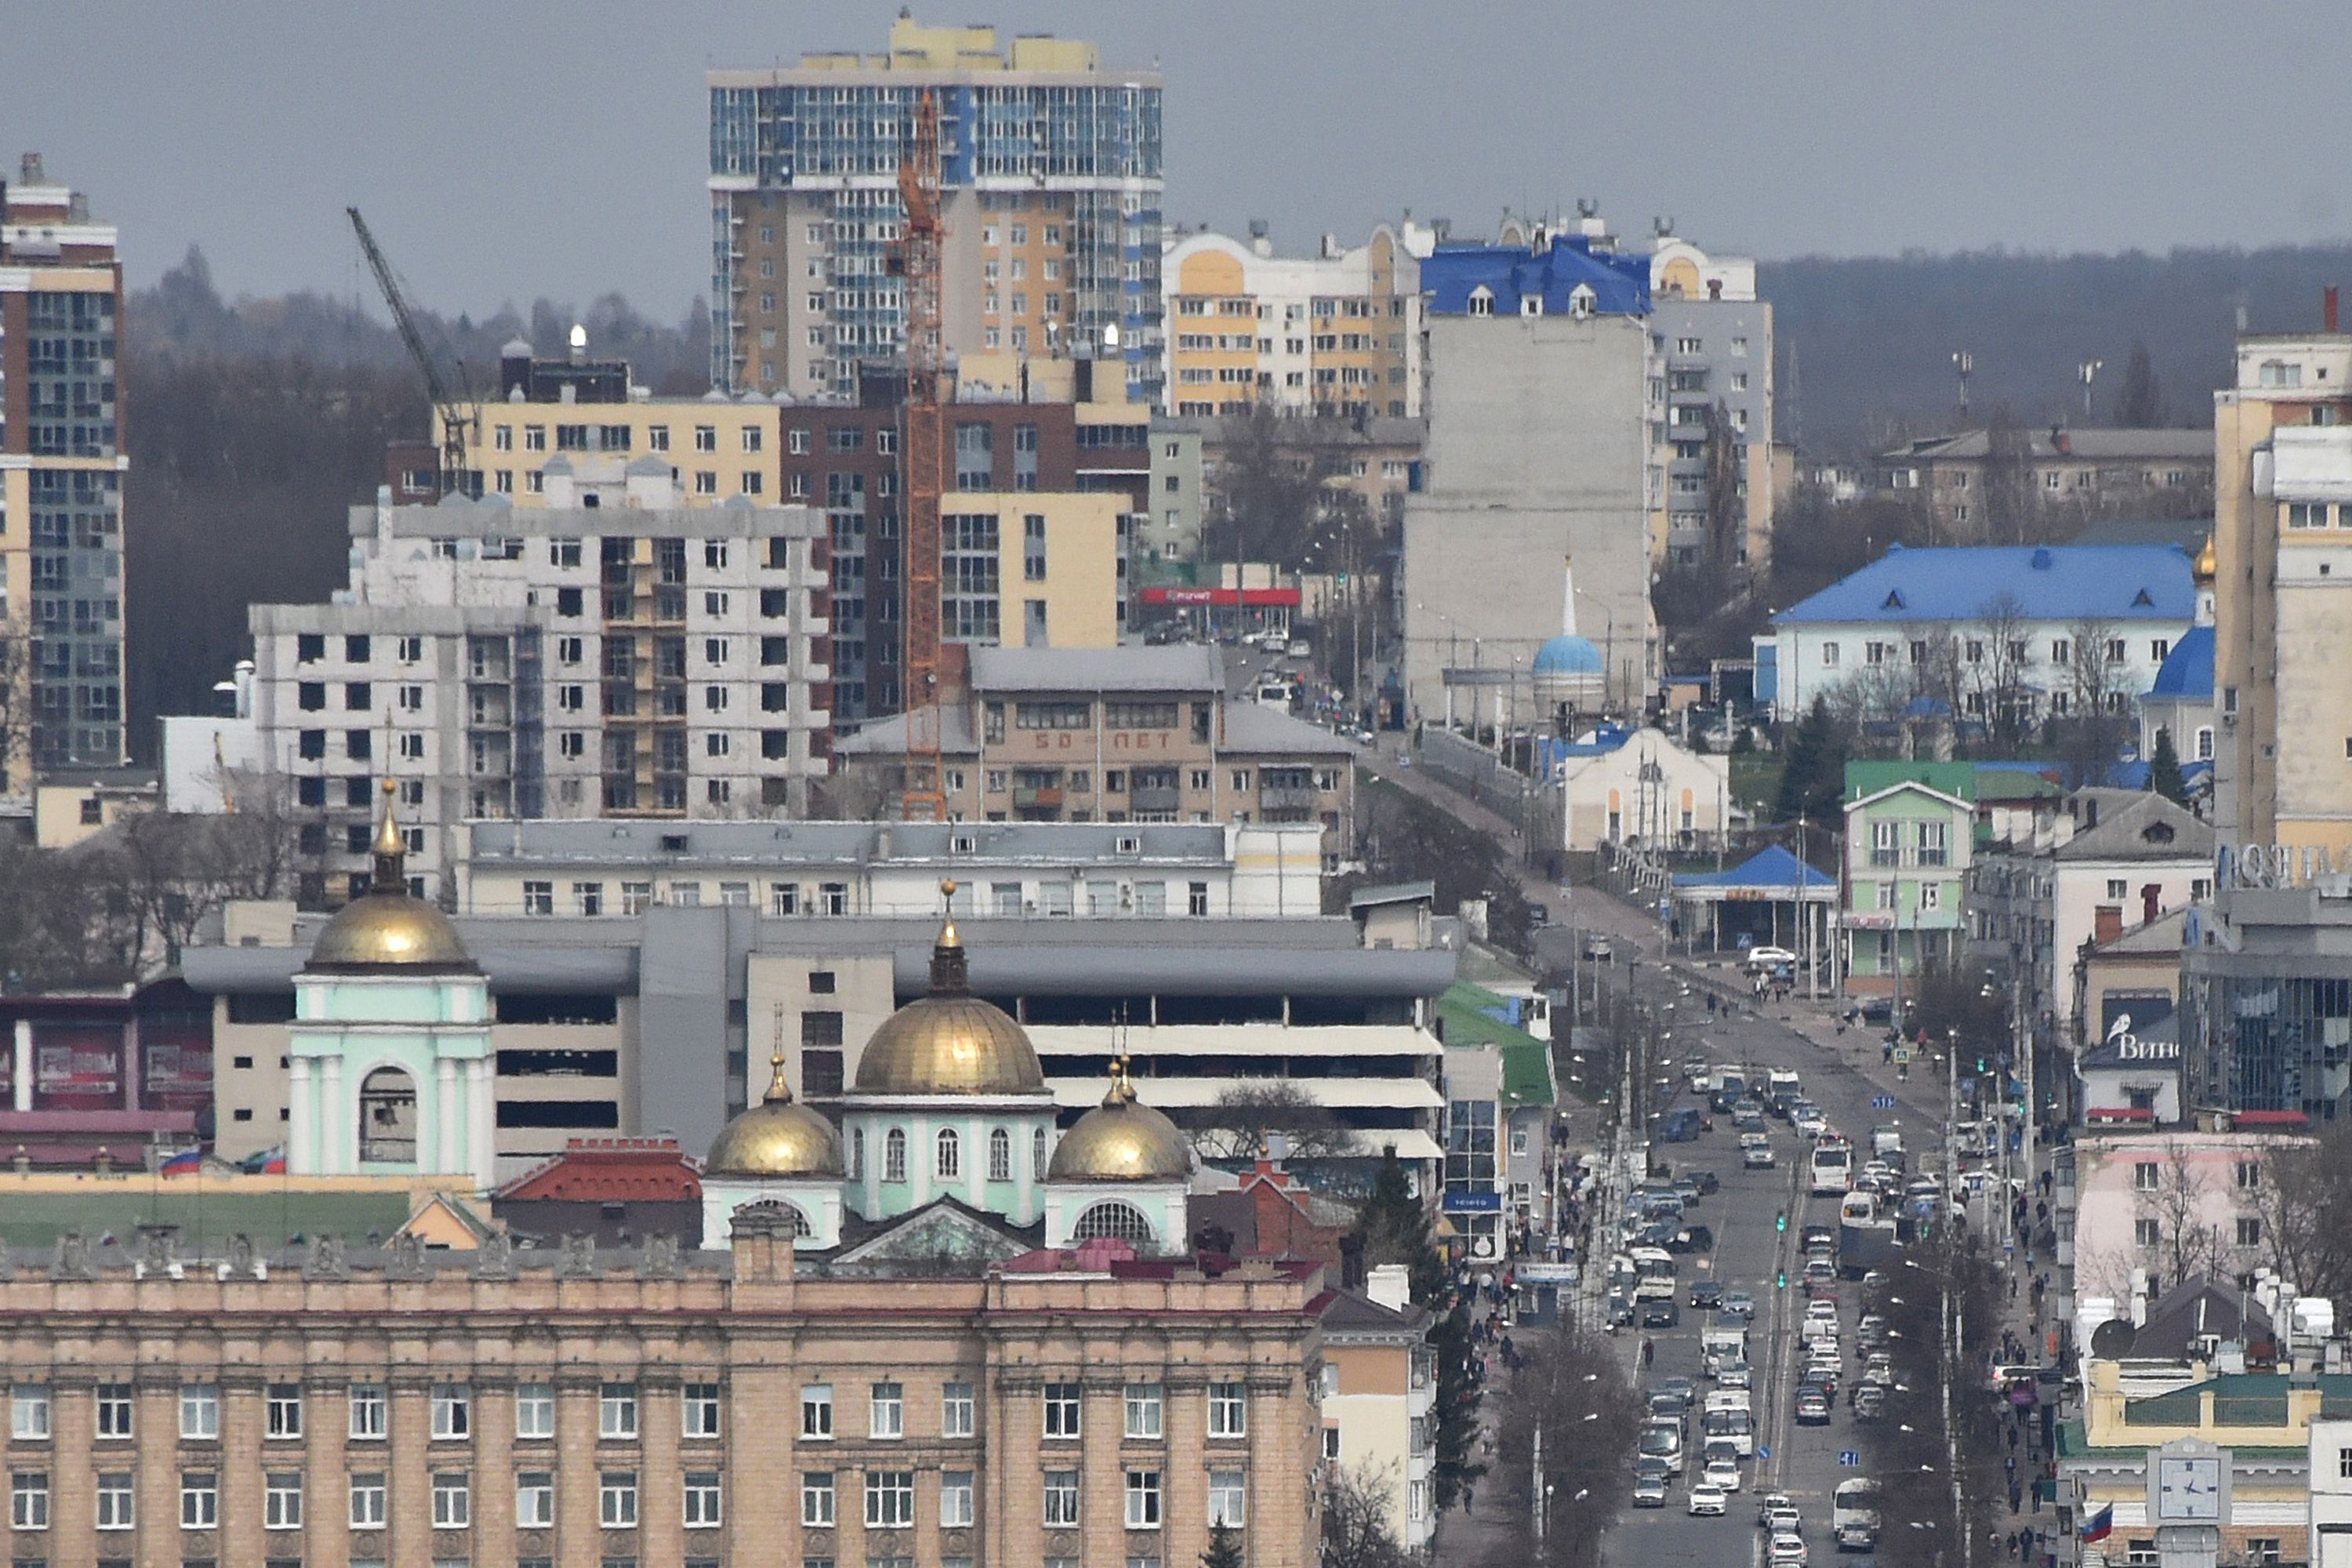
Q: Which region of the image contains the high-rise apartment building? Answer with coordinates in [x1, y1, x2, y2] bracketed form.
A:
[250, 466, 830, 907]
[0, 154, 125, 783]
[1641, 232, 1775, 575]
[707, 16, 1163, 404]
[2212, 330, 2352, 858]
[1160, 223, 1427, 419]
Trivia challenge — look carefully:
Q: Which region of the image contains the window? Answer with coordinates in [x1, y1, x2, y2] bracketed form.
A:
[351, 1382, 387, 1439]
[802, 1383, 834, 1439]
[941, 1469, 975, 1527]
[12, 1472, 47, 1531]
[181, 1383, 220, 1439]
[2134, 1160, 2159, 1190]
[350, 1472, 387, 1530]
[986, 1127, 1011, 1181]
[2135, 1218, 2160, 1247]
[684, 1472, 722, 1529]
[181, 1468, 219, 1529]
[1044, 1468, 1082, 1526]
[97, 1470, 134, 1530]
[865, 1470, 915, 1529]
[1209, 1469, 1247, 1528]
[802, 1472, 836, 1526]
[514, 1382, 554, 1439]
[936, 1128, 960, 1180]
[1044, 1382, 1082, 1439]
[431, 1384, 470, 1440]
[1189, 881, 1210, 917]
[12, 1386, 49, 1439]
[265, 1472, 302, 1531]
[1209, 1381, 1247, 1438]
[1125, 1470, 1163, 1530]
[1820, 641, 1839, 667]
[601, 1382, 638, 1439]
[266, 1381, 303, 1439]
[517, 1471, 554, 1527]
[96, 1382, 132, 1439]
[2249, 1541, 2283, 1568]
[884, 1127, 908, 1183]
[2125, 1541, 2160, 1568]
[2236, 1159, 2262, 1190]
[683, 1382, 721, 1439]
[1125, 1383, 1163, 1439]
[432, 1472, 470, 1530]
[942, 1381, 975, 1439]
[869, 1381, 903, 1439]
[2238, 1217, 2263, 1247]
[601, 1472, 638, 1529]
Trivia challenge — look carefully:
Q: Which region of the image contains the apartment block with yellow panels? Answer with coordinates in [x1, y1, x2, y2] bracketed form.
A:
[462, 397, 782, 510]
[1162, 225, 1424, 419]
[941, 491, 1126, 651]
[2211, 333, 2352, 858]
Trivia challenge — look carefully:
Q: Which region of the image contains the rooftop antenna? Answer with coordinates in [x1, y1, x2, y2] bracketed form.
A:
[2079, 358, 2103, 422]
[1952, 349, 1973, 422]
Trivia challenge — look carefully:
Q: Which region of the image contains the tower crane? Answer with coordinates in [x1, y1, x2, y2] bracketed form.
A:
[890, 92, 948, 822]
[347, 206, 476, 497]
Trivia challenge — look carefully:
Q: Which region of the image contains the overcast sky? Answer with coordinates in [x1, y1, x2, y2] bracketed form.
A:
[9, 1, 2349, 320]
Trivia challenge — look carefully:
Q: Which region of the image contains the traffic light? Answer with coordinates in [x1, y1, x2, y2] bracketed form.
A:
[1976, 1055, 1987, 1074]
[1776, 1269, 1788, 1290]
[1776, 1210, 1787, 1233]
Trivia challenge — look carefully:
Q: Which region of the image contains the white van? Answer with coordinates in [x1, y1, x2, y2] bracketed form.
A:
[1700, 1405, 1755, 1457]
[1702, 1326, 1750, 1374]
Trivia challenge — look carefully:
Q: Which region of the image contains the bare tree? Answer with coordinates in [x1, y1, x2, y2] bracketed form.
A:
[2255, 1131, 2352, 1299]
[2134, 1142, 2220, 1290]
[1187, 1081, 1358, 1166]
[0, 617, 27, 796]
[2053, 616, 2131, 786]
[1979, 407, 2039, 546]
[1322, 1463, 1415, 1568]
[1966, 591, 2034, 750]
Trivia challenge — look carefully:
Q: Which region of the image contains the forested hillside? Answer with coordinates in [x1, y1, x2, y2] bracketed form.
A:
[1768, 241, 2352, 453]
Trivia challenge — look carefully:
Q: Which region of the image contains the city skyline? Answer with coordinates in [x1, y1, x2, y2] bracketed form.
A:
[9, 0, 2352, 321]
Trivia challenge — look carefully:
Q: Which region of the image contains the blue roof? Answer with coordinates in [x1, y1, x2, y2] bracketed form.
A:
[1534, 633, 1605, 675]
[1672, 845, 1836, 892]
[1423, 235, 1650, 318]
[2147, 624, 2214, 700]
[1773, 545, 2195, 626]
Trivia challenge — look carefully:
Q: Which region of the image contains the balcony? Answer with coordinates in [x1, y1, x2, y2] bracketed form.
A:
[1130, 785, 1181, 814]
[2268, 425, 2352, 503]
[1011, 786, 1064, 811]
[1259, 786, 1320, 811]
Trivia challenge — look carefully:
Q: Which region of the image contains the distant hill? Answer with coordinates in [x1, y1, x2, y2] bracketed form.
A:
[1765, 242, 2352, 456]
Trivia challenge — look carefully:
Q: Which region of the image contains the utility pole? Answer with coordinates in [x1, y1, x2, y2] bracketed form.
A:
[1953, 350, 1973, 422]
[2079, 358, 2103, 423]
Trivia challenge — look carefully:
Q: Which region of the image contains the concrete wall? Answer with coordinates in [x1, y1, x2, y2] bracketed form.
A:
[637, 905, 757, 1156]
[1404, 314, 1652, 720]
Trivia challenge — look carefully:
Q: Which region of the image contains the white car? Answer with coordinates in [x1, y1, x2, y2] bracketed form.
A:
[1770, 1530, 1809, 1563]
[1718, 1360, 1753, 1390]
[1745, 946, 1798, 971]
[1689, 1483, 1730, 1517]
[1704, 1456, 1742, 1494]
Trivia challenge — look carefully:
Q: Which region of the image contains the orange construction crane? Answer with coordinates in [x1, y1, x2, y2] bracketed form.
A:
[892, 90, 947, 822]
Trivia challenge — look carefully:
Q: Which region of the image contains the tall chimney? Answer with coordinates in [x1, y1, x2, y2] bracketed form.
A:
[2328, 286, 2340, 335]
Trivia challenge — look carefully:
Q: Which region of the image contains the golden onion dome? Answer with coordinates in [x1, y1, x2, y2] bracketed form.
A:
[706, 1056, 844, 1178]
[2194, 535, 2218, 585]
[851, 881, 1046, 1097]
[306, 782, 474, 971]
[1047, 1058, 1192, 1182]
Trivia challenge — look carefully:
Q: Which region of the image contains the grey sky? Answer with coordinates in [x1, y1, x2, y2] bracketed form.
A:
[9, 0, 2348, 321]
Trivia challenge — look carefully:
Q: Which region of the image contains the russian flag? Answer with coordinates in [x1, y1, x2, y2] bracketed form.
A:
[2081, 1505, 2114, 1544]
[239, 1146, 287, 1175]
[158, 1148, 203, 1177]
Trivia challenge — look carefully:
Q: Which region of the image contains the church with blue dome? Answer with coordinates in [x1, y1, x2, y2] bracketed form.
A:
[1534, 556, 1608, 720]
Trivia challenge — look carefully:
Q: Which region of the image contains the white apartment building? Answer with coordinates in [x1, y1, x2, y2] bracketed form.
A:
[249, 466, 828, 906]
[450, 818, 1327, 920]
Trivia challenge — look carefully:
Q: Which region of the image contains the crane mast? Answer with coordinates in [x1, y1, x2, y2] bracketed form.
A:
[892, 92, 948, 822]
[347, 206, 474, 497]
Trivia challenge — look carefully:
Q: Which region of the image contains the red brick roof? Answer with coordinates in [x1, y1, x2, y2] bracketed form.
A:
[495, 1138, 701, 1202]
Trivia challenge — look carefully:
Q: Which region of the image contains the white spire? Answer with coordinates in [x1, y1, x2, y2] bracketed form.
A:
[1561, 554, 1578, 637]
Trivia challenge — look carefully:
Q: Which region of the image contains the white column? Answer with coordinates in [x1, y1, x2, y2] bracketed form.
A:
[965, 1116, 985, 1208]
[468, 1058, 495, 1192]
[1014, 1116, 1038, 1225]
[910, 1115, 933, 1207]
[435, 1058, 461, 1174]
[288, 1058, 314, 1174]
[319, 1056, 345, 1173]
[11, 1021, 31, 1112]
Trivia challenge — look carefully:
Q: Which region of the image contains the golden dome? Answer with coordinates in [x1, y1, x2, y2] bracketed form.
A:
[1047, 1058, 1192, 1182]
[306, 782, 473, 971]
[706, 1057, 844, 1178]
[2194, 535, 2218, 584]
[851, 881, 1046, 1097]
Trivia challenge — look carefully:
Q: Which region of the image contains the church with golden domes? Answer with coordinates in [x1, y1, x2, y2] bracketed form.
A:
[700, 880, 1200, 1262]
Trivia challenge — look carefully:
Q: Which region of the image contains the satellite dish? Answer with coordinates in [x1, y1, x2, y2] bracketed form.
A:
[2090, 1319, 2137, 1359]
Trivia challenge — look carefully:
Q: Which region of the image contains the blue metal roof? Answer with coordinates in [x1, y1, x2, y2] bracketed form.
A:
[1773, 544, 2195, 626]
[2147, 624, 2214, 700]
[1423, 236, 1649, 318]
[1671, 845, 1836, 892]
[1534, 633, 1605, 675]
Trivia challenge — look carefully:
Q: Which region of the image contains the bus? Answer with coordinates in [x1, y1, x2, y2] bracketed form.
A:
[1834, 1479, 1882, 1547]
[1809, 1138, 1853, 1196]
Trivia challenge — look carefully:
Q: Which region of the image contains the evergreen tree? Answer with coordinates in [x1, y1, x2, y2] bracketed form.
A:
[1428, 1299, 1486, 1513]
[1200, 1523, 1247, 1568]
[2116, 340, 2163, 427]
[1775, 695, 1849, 823]
[1354, 1149, 1443, 1305]
[2150, 726, 2188, 807]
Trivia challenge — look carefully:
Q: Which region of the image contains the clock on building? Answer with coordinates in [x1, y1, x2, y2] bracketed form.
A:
[2155, 1454, 2223, 1522]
